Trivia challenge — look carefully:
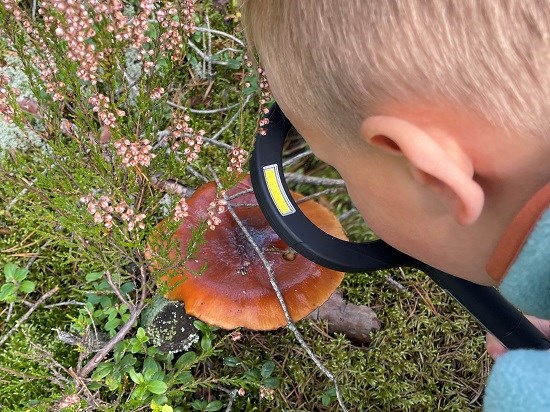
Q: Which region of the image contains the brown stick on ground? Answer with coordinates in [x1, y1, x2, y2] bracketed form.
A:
[307, 288, 380, 344]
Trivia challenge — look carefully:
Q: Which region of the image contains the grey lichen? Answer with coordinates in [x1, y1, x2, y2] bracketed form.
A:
[0, 55, 43, 152]
[142, 295, 199, 354]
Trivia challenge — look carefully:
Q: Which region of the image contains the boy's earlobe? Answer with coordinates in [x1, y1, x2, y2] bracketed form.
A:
[360, 116, 485, 226]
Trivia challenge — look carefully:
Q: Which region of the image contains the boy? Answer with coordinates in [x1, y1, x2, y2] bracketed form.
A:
[241, 1, 549, 410]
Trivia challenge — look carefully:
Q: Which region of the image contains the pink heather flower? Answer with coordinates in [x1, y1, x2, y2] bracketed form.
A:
[0, 74, 18, 124]
[150, 87, 165, 100]
[156, 1, 195, 62]
[173, 197, 189, 221]
[89, 93, 122, 128]
[114, 138, 156, 168]
[169, 112, 204, 162]
[38, 0, 102, 84]
[227, 147, 248, 174]
[206, 192, 226, 230]
[80, 194, 146, 231]
[256, 67, 272, 136]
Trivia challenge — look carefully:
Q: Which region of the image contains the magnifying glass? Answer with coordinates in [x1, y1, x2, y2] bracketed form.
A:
[250, 104, 550, 351]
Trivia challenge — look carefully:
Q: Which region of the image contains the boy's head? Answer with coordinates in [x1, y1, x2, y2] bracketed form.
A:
[242, 0, 550, 285]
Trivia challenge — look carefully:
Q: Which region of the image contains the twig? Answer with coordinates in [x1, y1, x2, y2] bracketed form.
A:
[167, 100, 242, 114]
[0, 286, 60, 348]
[150, 175, 194, 198]
[194, 27, 245, 47]
[186, 165, 208, 183]
[210, 94, 253, 141]
[106, 270, 132, 310]
[188, 40, 229, 66]
[285, 173, 346, 187]
[202, 135, 233, 149]
[224, 389, 238, 412]
[78, 266, 148, 378]
[295, 188, 345, 204]
[205, 14, 213, 81]
[5, 303, 14, 322]
[21, 299, 85, 309]
[211, 169, 348, 412]
[282, 150, 313, 168]
[226, 188, 254, 201]
[338, 208, 358, 222]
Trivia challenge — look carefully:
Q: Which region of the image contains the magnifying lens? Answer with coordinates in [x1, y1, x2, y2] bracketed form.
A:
[250, 104, 550, 351]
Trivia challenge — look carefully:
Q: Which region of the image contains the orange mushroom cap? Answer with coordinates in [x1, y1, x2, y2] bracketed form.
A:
[148, 175, 346, 330]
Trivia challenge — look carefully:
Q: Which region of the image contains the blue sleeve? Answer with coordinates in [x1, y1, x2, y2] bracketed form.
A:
[484, 350, 550, 411]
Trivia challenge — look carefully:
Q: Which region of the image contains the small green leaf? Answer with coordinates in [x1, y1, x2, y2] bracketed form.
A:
[0, 283, 17, 301]
[204, 400, 223, 411]
[136, 327, 146, 341]
[223, 356, 241, 367]
[262, 376, 280, 389]
[261, 360, 275, 379]
[173, 371, 193, 385]
[174, 351, 197, 369]
[85, 271, 104, 282]
[104, 317, 121, 331]
[200, 337, 212, 352]
[244, 368, 261, 382]
[146, 380, 167, 395]
[19, 280, 35, 294]
[162, 405, 174, 412]
[92, 362, 113, 381]
[3, 263, 17, 282]
[143, 357, 160, 381]
[128, 368, 144, 384]
[13, 267, 29, 282]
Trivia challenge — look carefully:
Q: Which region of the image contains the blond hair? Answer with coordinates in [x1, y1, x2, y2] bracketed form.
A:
[242, 0, 549, 147]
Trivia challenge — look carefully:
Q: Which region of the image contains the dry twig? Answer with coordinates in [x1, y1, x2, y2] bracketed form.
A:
[0, 286, 60, 348]
[77, 265, 148, 378]
[211, 169, 349, 412]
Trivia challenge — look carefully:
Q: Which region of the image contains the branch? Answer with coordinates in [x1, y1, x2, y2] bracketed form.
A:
[284, 173, 346, 187]
[77, 266, 148, 378]
[0, 286, 59, 348]
[211, 169, 348, 412]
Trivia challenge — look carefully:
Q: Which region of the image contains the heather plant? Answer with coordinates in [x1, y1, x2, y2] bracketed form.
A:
[0, 1, 491, 411]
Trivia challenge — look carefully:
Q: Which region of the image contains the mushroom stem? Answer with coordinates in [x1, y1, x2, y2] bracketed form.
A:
[211, 169, 349, 412]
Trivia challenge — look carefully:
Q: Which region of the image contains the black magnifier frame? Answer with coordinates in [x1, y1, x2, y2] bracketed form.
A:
[250, 104, 550, 351]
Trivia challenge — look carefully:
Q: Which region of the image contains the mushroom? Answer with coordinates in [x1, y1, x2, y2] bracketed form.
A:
[148, 175, 347, 330]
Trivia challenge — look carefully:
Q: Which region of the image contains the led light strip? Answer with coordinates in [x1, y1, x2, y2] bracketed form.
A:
[263, 164, 296, 216]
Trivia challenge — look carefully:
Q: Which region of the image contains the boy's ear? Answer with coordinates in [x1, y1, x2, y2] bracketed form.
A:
[360, 116, 485, 226]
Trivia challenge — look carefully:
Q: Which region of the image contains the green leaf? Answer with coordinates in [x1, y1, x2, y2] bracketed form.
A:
[204, 400, 223, 411]
[92, 362, 113, 381]
[3, 262, 17, 282]
[162, 405, 174, 412]
[85, 271, 104, 282]
[262, 376, 280, 389]
[13, 267, 29, 282]
[128, 368, 144, 384]
[200, 337, 212, 352]
[223, 356, 241, 367]
[136, 327, 146, 341]
[173, 371, 193, 385]
[0, 283, 17, 301]
[244, 368, 261, 382]
[261, 360, 275, 379]
[146, 380, 168, 395]
[190, 400, 207, 410]
[19, 280, 35, 294]
[143, 357, 160, 381]
[104, 317, 121, 331]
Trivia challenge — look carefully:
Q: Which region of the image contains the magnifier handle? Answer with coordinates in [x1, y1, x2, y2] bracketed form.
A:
[425, 267, 550, 350]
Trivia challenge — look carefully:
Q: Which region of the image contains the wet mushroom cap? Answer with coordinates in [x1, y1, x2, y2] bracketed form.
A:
[149, 175, 346, 330]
